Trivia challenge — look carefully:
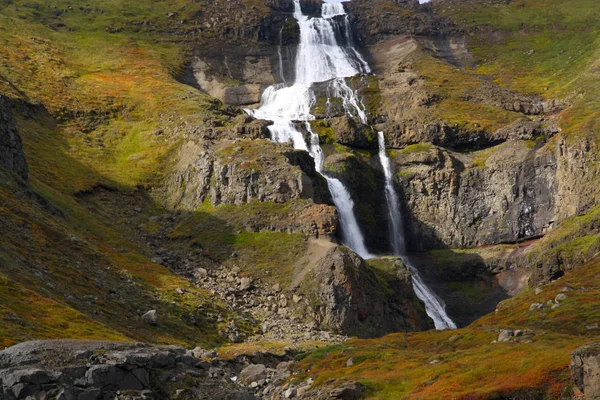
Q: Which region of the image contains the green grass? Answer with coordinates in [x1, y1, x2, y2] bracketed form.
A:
[296, 253, 600, 398]
[437, 0, 600, 141]
[398, 143, 433, 155]
[0, 167, 239, 348]
[169, 201, 309, 286]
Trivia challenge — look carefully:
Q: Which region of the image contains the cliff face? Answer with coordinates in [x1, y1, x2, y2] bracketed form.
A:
[571, 343, 600, 399]
[0, 97, 27, 180]
[301, 247, 433, 336]
[397, 141, 558, 250]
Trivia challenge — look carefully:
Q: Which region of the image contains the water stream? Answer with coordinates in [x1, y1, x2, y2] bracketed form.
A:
[378, 132, 457, 330]
[246, 0, 371, 258]
[246, 0, 455, 329]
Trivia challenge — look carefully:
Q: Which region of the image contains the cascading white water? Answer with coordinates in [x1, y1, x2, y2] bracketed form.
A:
[378, 132, 457, 330]
[246, 0, 372, 259]
[309, 124, 371, 257]
[378, 132, 404, 256]
[277, 26, 286, 83]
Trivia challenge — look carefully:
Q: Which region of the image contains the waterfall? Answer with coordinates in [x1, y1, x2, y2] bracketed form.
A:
[378, 132, 404, 256]
[246, 0, 371, 259]
[378, 132, 456, 330]
[277, 25, 286, 83]
[308, 123, 371, 258]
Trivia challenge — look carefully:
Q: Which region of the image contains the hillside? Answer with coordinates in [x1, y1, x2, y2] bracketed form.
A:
[1, 0, 600, 398]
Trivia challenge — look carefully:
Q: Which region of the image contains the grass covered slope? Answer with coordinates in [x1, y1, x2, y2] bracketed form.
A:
[296, 254, 600, 398]
[0, 160, 247, 348]
[0, 0, 270, 347]
[437, 0, 600, 140]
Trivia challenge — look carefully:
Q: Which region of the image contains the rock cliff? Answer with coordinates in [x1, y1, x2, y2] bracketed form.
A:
[0, 340, 275, 400]
[296, 246, 433, 336]
[571, 343, 600, 399]
[0, 96, 27, 180]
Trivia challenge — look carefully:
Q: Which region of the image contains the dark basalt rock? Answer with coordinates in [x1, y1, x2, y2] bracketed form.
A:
[0, 340, 258, 400]
[302, 248, 433, 336]
[0, 96, 28, 180]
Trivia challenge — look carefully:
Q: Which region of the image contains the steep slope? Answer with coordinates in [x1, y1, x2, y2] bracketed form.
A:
[2, 0, 600, 397]
[287, 253, 600, 399]
[0, 0, 433, 350]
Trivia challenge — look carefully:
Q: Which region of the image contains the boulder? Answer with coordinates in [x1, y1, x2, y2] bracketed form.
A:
[572, 343, 600, 398]
[300, 247, 432, 337]
[497, 330, 513, 343]
[239, 364, 267, 385]
[141, 310, 158, 326]
[329, 381, 364, 400]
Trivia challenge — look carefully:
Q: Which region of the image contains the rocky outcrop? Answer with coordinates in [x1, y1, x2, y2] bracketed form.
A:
[329, 116, 375, 148]
[187, 14, 299, 106]
[0, 340, 258, 400]
[266, 0, 295, 12]
[347, 0, 457, 44]
[571, 343, 600, 399]
[323, 151, 390, 253]
[0, 96, 28, 180]
[299, 247, 433, 337]
[166, 138, 330, 209]
[396, 140, 558, 250]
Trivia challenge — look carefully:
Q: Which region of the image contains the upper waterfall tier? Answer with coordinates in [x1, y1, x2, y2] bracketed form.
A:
[247, 0, 370, 124]
[294, 0, 370, 85]
[245, 0, 373, 259]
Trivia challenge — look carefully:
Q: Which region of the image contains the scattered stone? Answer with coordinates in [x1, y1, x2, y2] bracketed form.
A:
[192, 347, 217, 359]
[141, 310, 158, 326]
[329, 381, 363, 399]
[560, 286, 573, 292]
[195, 268, 208, 277]
[535, 288, 543, 295]
[272, 283, 281, 293]
[430, 359, 440, 364]
[239, 364, 266, 385]
[346, 357, 354, 367]
[497, 329, 514, 343]
[297, 384, 312, 396]
[240, 277, 253, 291]
[586, 323, 599, 330]
[284, 387, 296, 398]
[529, 303, 543, 311]
[555, 293, 568, 302]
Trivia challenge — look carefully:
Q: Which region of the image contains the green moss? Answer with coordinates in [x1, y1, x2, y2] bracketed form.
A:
[525, 205, 600, 272]
[437, 0, 600, 141]
[470, 143, 506, 170]
[310, 120, 335, 144]
[170, 201, 309, 286]
[398, 143, 433, 155]
[295, 252, 600, 398]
